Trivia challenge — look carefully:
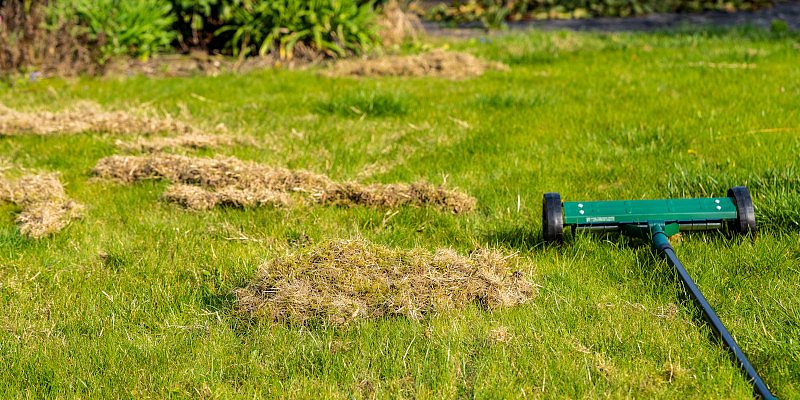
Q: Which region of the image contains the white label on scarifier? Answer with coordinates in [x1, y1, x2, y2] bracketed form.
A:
[586, 216, 615, 222]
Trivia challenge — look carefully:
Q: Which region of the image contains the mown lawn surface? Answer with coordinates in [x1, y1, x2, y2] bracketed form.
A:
[1, 28, 799, 398]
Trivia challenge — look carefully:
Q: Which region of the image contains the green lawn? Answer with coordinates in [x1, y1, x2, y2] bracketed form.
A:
[1, 27, 799, 398]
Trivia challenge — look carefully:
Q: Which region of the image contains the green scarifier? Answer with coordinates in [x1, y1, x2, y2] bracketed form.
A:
[542, 186, 776, 399]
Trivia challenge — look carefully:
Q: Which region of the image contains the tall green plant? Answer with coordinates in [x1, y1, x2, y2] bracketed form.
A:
[216, 0, 380, 59]
[170, 0, 241, 48]
[71, 0, 177, 62]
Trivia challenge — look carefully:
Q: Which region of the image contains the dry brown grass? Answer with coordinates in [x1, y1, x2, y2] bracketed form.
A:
[488, 326, 514, 344]
[93, 154, 475, 213]
[661, 358, 689, 383]
[163, 184, 291, 211]
[322, 181, 476, 214]
[0, 173, 83, 238]
[0, 1, 98, 76]
[326, 50, 509, 79]
[0, 101, 196, 136]
[235, 239, 535, 325]
[378, 0, 424, 47]
[115, 133, 245, 152]
[92, 154, 333, 192]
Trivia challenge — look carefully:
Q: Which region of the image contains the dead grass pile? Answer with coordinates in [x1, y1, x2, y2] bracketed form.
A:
[235, 239, 534, 325]
[115, 133, 243, 152]
[92, 154, 334, 191]
[327, 50, 509, 79]
[163, 184, 290, 211]
[378, 0, 424, 47]
[93, 154, 475, 213]
[323, 182, 476, 214]
[0, 173, 83, 238]
[0, 101, 196, 136]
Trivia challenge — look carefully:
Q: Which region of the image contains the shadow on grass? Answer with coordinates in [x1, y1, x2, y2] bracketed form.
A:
[314, 90, 414, 118]
[200, 290, 264, 334]
[482, 225, 547, 251]
[202, 290, 237, 312]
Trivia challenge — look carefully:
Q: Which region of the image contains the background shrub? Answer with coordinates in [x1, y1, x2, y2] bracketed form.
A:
[215, 0, 381, 59]
[0, 0, 98, 75]
[167, 0, 382, 58]
[70, 0, 177, 62]
[0, 0, 784, 75]
[170, 0, 239, 49]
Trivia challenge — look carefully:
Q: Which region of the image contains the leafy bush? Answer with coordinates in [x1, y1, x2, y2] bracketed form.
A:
[69, 0, 177, 62]
[215, 0, 381, 59]
[427, 0, 775, 28]
[170, 0, 240, 48]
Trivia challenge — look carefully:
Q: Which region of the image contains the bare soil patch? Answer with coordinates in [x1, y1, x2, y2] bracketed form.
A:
[0, 173, 83, 238]
[0, 101, 196, 136]
[326, 50, 509, 79]
[92, 154, 475, 213]
[235, 239, 535, 325]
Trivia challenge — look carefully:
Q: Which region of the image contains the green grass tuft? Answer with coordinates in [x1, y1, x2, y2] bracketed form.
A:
[315, 90, 413, 118]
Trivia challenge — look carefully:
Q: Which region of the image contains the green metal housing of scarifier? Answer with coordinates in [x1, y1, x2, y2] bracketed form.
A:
[563, 197, 737, 231]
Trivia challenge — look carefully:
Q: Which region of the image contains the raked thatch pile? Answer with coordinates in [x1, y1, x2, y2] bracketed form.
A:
[235, 239, 535, 325]
[0, 101, 195, 136]
[0, 173, 83, 238]
[327, 50, 509, 79]
[115, 133, 246, 152]
[92, 154, 476, 213]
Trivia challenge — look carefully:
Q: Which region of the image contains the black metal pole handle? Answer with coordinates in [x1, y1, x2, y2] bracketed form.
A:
[660, 245, 775, 399]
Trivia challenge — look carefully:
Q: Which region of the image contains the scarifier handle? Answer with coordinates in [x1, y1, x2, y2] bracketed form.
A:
[649, 224, 776, 400]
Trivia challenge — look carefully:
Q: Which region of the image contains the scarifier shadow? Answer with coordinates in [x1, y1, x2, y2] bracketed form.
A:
[482, 224, 545, 251]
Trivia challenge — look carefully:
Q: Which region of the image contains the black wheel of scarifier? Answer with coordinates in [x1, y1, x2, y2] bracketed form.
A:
[727, 186, 756, 234]
[542, 192, 564, 243]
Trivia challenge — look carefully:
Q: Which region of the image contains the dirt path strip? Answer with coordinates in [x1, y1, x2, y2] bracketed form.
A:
[236, 239, 535, 325]
[92, 154, 476, 213]
[0, 173, 83, 238]
[0, 101, 196, 136]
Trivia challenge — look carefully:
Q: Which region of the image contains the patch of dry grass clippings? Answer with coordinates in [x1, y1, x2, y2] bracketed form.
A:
[115, 133, 247, 153]
[0, 173, 83, 238]
[161, 184, 219, 211]
[322, 182, 476, 214]
[93, 154, 475, 213]
[327, 50, 509, 79]
[235, 239, 535, 325]
[0, 101, 196, 136]
[163, 184, 291, 211]
[378, 0, 424, 47]
[92, 154, 334, 192]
